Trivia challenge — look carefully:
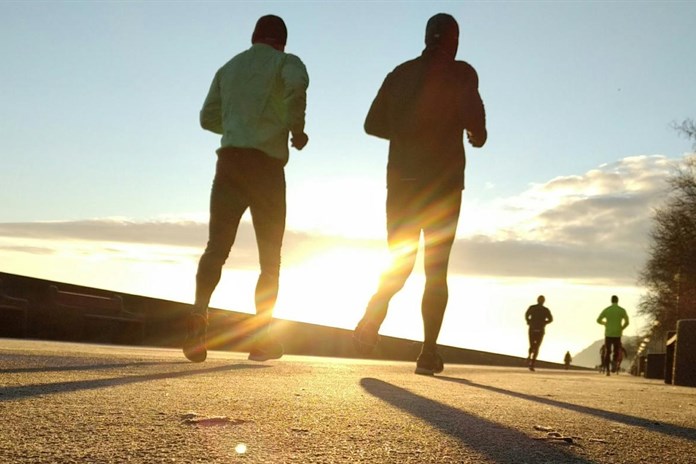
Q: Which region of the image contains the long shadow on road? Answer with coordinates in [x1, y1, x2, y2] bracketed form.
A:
[0, 355, 189, 374]
[435, 376, 696, 442]
[0, 363, 268, 402]
[361, 377, 596, 464]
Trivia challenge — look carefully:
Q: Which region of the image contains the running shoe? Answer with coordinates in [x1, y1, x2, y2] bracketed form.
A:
[353, 319, 380, 355]
[414, 348, 444, 376]
[248, 340, 284, 362]
[183, 313, 208, 363]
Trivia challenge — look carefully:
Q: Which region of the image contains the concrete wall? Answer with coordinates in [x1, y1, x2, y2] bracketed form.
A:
[0, 271, 581, 370]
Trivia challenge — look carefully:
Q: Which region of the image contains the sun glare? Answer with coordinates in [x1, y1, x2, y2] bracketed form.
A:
[0, 234, 647, 364]
[274, 246, 389, 328]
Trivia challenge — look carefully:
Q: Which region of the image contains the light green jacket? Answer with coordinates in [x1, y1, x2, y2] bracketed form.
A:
[200, 43, 309, 163]
[596, 304, 629, 337]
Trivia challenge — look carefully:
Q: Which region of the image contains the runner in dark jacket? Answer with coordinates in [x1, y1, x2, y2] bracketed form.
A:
[525, 295, 553, 371]
[353, 13, 487, 376]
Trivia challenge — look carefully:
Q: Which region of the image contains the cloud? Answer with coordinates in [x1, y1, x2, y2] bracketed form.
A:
[0, 218, 209, 248]
[0, 217, 383, 271]
[449, 236, 643, 285]
[0, 245, 55, 255]
[448, 155, 677, 283]
[507, 155, 672, 246]
[0, 155, 684, 285]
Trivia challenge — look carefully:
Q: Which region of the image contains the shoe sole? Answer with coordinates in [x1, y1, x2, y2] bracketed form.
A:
[414, 366, 436, 376]
[247, 353, 283, 362]
[248, 343, 284, 362]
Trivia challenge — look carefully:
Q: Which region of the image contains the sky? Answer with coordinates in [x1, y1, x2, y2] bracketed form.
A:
[1, 1, 696, 365]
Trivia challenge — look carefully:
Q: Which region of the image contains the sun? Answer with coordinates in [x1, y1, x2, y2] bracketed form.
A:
[274, 245, 389, 328]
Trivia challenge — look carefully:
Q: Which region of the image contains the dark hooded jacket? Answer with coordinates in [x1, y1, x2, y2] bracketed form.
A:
[364, 38, 487, 191]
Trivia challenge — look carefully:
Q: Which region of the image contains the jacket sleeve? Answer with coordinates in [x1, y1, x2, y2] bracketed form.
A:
[199, 71, 223, 134]
[281, 54, 309, 135]
[596, 309, 606, 324]
[463, 67, 487, 148]
[364, 74, 391, 140]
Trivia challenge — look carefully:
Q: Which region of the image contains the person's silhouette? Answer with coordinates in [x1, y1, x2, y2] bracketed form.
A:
[596, 295, 630, 376]
[353, 13, 487, 376]
[184, 15, 309, 363]
[525, 295, 553, 371]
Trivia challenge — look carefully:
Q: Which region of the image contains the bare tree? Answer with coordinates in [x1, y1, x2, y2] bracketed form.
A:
[639, 151, 696, 340]
[673, 118, 696, 149]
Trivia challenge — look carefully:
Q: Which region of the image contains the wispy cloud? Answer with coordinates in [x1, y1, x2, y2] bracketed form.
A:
[450, 236, 642, 284]
[0, 245, 55, 255]
[488, 155, 672, 242]
[0, 218, 209, 248]
[450, 155, 676, 283]
[0, 218, 383, 271]
[0, 155, 682, 285]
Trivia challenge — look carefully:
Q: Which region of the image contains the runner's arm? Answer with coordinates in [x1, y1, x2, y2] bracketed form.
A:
[365, 73, 392, 140]
[282, 54, 309, 140]
[200, 71, 223, 134]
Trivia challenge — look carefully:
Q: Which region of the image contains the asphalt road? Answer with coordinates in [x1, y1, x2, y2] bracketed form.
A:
[1, 339, 695, 463]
